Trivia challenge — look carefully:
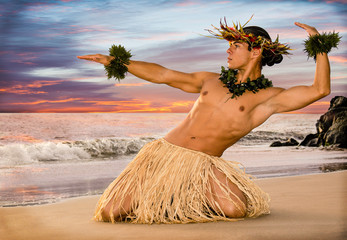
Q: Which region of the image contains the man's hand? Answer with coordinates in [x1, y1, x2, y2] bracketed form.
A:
[77, 54, 115, 66]
[295, 22, 319, 36]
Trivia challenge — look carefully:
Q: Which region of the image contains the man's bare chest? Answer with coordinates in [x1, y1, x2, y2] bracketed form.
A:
[196, 80, 269, 132]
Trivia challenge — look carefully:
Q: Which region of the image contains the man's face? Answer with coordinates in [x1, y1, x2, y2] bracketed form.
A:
[226, 41, 252, 69]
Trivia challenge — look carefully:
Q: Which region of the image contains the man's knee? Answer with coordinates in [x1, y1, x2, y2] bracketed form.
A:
[100, 205, 112, 221]
[222, 203, 246, 218]
[100, 197, 132, 222]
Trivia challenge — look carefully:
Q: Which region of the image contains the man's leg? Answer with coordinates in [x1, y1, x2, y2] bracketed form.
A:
[101, 193, 132, 222]
[206, 165, 247, 218]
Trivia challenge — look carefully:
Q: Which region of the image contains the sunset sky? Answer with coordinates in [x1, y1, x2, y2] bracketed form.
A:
[0, 0, 346, 113]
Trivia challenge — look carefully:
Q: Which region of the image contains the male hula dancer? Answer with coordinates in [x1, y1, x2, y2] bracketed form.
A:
[78, 19, 340, 224]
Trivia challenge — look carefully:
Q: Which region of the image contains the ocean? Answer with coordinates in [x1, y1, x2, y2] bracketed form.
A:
[0, 113, 346, 207]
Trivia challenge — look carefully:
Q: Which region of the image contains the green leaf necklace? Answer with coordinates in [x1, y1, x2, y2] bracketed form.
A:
[219, 66, 273, 99]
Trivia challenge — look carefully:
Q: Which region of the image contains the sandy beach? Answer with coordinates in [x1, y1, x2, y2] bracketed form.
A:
[1, 171, 346, 240]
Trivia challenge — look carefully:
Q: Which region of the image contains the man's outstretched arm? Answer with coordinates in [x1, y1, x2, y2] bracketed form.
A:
[126, 60, 217, 93]
[266, 22, 331, 113]
[77, 54, 216, 93]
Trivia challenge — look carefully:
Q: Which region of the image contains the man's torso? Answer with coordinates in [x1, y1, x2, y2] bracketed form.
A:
[165, 74, 283, 156]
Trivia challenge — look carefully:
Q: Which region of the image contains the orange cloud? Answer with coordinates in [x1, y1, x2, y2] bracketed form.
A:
[175, 0, 197, 7]
[33, 102, 164, 113]
[1, 80, 63, 95]
[10, 98, 81, 105]
[27, 80, 64, 88]
[0, 87, 47, 95]
[36, 106, 105, 113]
[82, 99, 167, 112]
[81, 99, 195, 113]
[110, 100, 195, 113]
[309, 101, 330, 106]
[288, 101, 330, 114]
[332, 76, 347, 80]
[114, 107, 172, 113]
[114, 82, 151, 87]
[10, 52, 38, 65]
[6, 98, 197, 113]
[171, 101, 195, 107]
[329, 56, 347, 64]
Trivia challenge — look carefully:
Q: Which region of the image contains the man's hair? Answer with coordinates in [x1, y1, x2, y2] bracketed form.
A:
[243, 26, 283, 67]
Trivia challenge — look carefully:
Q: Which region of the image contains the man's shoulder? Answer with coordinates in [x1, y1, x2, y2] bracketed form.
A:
[265, 86, 285, 95]
[199, 71, 219, 80]
[251, 87, 286, 114]
[199, 72, 220, 87]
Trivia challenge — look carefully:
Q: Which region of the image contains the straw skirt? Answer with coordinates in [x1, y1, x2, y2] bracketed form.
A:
[94, 138, 270, 224]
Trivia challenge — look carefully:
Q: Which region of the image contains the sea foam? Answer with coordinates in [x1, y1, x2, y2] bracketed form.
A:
[0, 137, 154, 167]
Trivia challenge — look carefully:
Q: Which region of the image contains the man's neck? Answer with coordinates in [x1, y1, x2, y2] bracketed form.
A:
[236, 61, 262, 83]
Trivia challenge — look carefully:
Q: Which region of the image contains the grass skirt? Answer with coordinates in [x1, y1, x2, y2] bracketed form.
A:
[94, 138, 270, 224]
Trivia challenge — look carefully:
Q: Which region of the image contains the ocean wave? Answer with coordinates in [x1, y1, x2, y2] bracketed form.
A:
[0, 129, 308, 167]
[0, 137, 155, 166]
[238, 130, 306, 145]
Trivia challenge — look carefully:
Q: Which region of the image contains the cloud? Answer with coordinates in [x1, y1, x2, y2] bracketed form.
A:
[325, 0, 347, 3]
[175, 0, 200, 7]
[290, 100, 331, 114]
[0, 80, 63, 95]
[114, 82, 152, 87]
[9, 98, 81, 106]
[27, 67, 82, 78]
[1, 0, 346, 113]
[329, 56, 347, 64]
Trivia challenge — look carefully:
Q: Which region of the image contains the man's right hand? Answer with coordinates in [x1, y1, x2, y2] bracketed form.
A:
[294, 22, 319, 36]
[77, 54, 115, 66]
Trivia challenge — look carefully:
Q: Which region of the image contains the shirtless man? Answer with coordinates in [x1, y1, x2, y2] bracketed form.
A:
[77, 22, 331, 222]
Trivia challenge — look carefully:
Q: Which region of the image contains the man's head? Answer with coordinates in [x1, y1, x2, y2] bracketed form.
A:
[227, 40, 258, 70]
[207, 17, 291, 68]
[243, 26, 284, 67]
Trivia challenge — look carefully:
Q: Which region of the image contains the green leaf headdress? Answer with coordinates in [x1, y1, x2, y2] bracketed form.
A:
[206, 16, 292, 56]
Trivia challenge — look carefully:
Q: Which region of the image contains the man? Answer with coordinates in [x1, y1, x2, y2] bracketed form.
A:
[77, 21, 333, 224]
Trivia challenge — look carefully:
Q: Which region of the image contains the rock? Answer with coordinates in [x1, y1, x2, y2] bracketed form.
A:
[299, 133, 319, 147]
[319, 162, 347, 172]
[270, 138, 299, 147]
[301, 96, 347, 148]
[270, 141, 282, 147]
[324, 115, 347, 148]
[328, 95, 347, 110]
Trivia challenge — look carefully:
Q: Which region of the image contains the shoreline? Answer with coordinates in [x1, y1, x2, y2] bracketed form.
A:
[1, 171, 346, 240]
[1, 159, 346, 208]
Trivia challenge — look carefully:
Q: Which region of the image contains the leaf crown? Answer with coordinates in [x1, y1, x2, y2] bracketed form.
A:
[206, 16, 292, 56]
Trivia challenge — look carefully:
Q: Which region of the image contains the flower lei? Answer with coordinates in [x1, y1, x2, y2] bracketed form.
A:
[206, 16, 291, 56]
[219, 66, 273, 99]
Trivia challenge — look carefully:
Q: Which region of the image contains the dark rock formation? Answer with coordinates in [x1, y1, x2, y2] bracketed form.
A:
[300, 133, 319, 147]
[319, 162, 347, 172]
[300, 96, 347, 148]
[270, 138, 299, 147]
[269, 96, 347, 148]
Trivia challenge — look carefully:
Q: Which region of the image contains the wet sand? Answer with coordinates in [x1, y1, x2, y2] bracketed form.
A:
[1, 171, 346, 240]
